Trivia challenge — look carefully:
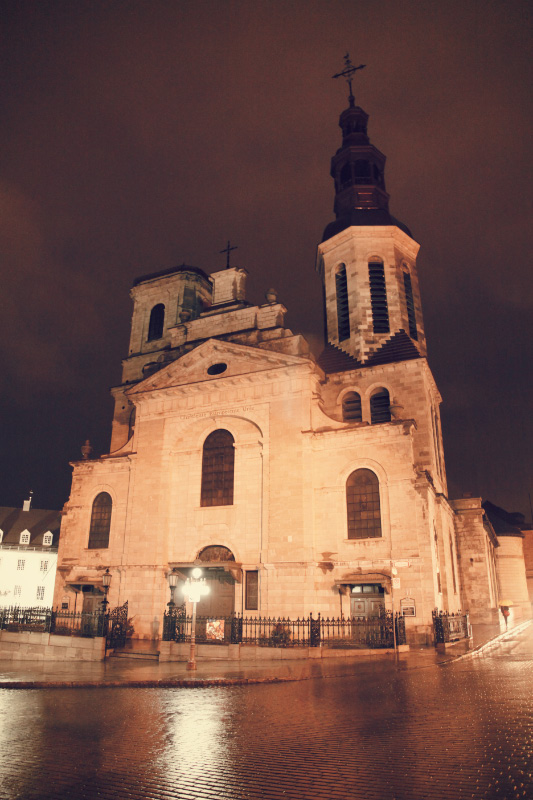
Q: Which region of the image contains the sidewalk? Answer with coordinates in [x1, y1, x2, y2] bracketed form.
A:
[0, 619, 530, 689]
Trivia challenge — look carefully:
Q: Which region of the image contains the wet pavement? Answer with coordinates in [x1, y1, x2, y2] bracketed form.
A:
[0, 624, 531, 799]
[0, 619, 525, 688]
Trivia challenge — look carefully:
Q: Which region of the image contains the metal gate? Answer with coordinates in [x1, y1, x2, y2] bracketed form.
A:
[106, 601, 128, 651]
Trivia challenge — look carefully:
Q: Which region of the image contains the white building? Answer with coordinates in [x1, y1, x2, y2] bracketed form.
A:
[0, 497, 61, 609]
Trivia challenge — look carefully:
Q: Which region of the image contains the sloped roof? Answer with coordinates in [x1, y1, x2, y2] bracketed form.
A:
[322, 210, 413, 242]
[482, 501, 525, 538]
[132, 264, 210, 287]
[0, 507, 61, 547]
[317, 330, 422, 374]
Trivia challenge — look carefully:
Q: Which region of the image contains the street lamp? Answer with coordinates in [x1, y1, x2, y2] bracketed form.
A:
[167, 568, 178, 610]
[182, 567, 210, 671]
[101, 568, 112, 612]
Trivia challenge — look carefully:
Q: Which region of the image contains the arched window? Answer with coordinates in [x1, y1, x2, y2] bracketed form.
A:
[340, 163, 352, 187]
[346, 469, 382, 539]
[370, 388, 391, 424]
[197, 545, 235, 562]
[403, 270, 418, 340]
[88, 492, 112, 549]
[147, 303, 165, 341]
[354, 160, 371, 183]
[335, 263, 350, 341]
[368, 260, 389, 333]
[342, 392, 362, 422]
[201, 430, 235, 507]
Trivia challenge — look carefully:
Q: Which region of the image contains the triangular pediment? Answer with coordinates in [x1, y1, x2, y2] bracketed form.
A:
[126, 339, 311, 396]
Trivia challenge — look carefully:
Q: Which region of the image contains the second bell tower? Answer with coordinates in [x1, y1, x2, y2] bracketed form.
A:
[317, 67, 427, 364]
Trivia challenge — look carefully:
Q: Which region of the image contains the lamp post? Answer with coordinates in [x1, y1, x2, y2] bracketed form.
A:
[101, 568, 112, 612]
[182, 567, 210, 671]
[167, 568, 178, 610]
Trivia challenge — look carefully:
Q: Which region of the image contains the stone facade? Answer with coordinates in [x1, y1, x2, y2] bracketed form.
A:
[53, 94, 530, 649]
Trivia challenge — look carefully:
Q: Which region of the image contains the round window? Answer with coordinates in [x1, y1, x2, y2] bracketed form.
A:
[207, 362, 228, 376]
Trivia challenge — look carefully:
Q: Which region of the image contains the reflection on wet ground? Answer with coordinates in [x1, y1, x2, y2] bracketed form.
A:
[0, 626, 531, 800]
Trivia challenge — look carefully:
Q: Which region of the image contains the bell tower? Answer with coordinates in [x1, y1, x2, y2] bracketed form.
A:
[317, 58, 427, 364]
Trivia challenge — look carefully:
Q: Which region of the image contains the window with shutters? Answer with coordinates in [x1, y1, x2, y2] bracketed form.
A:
[342, 392, 362, 422]
[88, 492, 112, 549]
[370, 388, 391, 424]
[201, 430, 235, 507]
[335, 264, 350, 341]
[403, 271, 418, 340]
[346, 469, 382, 540]
[368, 260, 389, 333]
[147, 303, 165, 341]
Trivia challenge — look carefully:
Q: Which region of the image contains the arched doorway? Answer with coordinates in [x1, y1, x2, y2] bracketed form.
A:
[195, 545, 237, 617]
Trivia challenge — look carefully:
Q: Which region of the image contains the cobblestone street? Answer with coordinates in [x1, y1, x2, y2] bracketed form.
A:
[0, 626, 531, 800]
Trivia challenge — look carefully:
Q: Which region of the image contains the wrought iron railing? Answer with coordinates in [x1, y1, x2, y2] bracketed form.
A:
[432, 610, 470, 644]
[0, 606, 107, 638]
[162, 609, 406, 648]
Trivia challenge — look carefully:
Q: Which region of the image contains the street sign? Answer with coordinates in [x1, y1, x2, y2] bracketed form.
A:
[393, 560, 410, 568]
[392, 577, 401, 589]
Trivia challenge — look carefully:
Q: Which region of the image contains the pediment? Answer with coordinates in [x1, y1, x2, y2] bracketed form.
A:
[126, 339, 311, 396]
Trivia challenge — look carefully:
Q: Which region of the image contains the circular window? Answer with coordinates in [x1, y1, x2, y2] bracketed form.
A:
[207, 362, 228, 376]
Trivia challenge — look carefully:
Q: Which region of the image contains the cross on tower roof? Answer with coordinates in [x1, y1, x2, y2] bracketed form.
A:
[219, 240, 238, 270]
[332, 53, 366, 107]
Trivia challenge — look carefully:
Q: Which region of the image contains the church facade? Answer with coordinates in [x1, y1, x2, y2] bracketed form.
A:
[53, 92, 529, 645]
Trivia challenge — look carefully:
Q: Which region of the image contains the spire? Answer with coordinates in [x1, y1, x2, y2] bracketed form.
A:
[323, 59, 411, 242]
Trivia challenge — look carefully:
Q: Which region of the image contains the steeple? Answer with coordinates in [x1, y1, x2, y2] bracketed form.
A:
[316, 65, 426, 364]
[324, 57, 410, 242]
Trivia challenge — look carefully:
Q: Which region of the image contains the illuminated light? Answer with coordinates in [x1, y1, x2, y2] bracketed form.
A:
[191, 567, 202, 579]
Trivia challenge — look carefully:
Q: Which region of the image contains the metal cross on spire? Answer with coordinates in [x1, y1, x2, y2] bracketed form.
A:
[332, 53, 366, 107]
[219, 240, 238, 270]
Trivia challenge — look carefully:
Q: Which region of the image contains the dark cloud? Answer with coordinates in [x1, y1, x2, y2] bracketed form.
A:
[1, 0, 531, 516]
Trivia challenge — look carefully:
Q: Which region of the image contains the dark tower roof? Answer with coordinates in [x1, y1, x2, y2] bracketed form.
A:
[322, 101, 411, 242]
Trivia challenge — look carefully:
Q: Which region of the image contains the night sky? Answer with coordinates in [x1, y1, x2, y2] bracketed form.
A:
[1, 1, 531, 518]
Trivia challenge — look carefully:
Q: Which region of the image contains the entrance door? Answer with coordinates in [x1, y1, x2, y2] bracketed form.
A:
[196, 573, 235, 617]
[350, 584, 385, 618]
[81, 586, 103, 614]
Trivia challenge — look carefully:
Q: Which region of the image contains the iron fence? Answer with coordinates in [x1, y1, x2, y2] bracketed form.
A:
[432, 610, 470, 644]
[162, 609, 406, 648]
[0, 606, 107, 638]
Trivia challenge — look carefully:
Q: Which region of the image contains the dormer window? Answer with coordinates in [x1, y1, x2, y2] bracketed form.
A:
[43, 532, 53, 547]
[20, 531, 30, 545]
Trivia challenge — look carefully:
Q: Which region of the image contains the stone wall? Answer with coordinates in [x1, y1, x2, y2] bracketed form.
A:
[0, 630, 105, 661]
[451, 497, 499, 623]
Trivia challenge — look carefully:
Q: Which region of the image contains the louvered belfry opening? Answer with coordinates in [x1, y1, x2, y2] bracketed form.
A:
[403, 271, 418, 340]
[342, 392, 362, 422]
[368, 261, 389, 333]
[147, 303, 165, 341]
[88, 492, 112, 549]
[335, 263, 350, 341]
[346, 469, 382, 539]
[370, 388, 391, 424]
[201, 430, 235, 507]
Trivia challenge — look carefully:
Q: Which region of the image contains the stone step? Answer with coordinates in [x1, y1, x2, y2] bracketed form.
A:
[109, 650, 160, 661]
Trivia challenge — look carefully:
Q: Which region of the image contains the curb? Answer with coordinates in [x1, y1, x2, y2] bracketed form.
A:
[0, 675, 300, 690]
